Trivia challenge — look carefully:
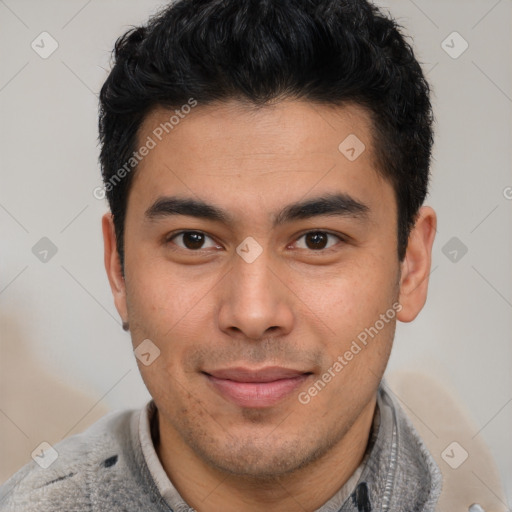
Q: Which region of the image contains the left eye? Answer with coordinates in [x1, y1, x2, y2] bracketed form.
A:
[293, 231, 343, 251]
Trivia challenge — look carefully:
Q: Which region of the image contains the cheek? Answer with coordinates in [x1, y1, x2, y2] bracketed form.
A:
[296, 255, 397, 330]
[126, 255, 206, 328]
[125, 260, 218, 378]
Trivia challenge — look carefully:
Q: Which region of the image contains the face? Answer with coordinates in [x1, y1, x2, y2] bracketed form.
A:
[103, 99, 433, 479]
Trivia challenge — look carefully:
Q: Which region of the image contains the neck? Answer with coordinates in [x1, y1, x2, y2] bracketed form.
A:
[156, 396, 376, 512]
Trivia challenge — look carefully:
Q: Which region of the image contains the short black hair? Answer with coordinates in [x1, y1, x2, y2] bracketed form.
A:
[99, 0, 434, 271]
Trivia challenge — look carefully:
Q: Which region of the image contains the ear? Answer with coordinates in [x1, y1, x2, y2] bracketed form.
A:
[102, 212, 128, 327]
[397, 206, 437, 323]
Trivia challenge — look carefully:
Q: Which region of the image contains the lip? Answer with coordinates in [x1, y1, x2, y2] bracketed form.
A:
[203, 366, 312, 408]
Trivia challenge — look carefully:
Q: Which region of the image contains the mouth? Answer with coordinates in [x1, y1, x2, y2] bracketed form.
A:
[202, 366, 313, 408]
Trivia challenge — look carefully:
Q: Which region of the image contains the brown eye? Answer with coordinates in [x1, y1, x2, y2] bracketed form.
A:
[168, 231, 218, 251]
[305, 232, 328, 250]
[294, 231, 343, 251]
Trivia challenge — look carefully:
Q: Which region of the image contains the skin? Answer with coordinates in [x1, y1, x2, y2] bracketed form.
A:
[103, 99, 436, 511]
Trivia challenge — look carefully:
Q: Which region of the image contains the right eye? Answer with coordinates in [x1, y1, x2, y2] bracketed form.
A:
[166, 230, 222, 251]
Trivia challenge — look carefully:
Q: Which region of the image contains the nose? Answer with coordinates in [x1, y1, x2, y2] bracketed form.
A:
[217, 248, 294, 341]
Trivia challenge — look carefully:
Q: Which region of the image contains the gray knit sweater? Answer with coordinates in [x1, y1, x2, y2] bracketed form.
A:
[0, 386, 442, 511]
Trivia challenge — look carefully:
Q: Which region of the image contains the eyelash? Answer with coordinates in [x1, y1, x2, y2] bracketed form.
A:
[165, 230, 346, 253]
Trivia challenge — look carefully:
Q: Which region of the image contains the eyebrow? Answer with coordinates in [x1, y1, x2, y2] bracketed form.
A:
[144, 192, 370, 227]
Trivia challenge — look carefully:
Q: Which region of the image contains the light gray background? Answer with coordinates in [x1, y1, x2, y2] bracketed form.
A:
[1, 0, 511, 504]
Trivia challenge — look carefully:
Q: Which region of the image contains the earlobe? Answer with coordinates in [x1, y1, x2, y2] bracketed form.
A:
[397, 206, 437, 323]
[102, 212, 129, 327]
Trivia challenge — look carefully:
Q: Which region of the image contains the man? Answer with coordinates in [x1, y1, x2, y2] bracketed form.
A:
[1, 0, 442, 510]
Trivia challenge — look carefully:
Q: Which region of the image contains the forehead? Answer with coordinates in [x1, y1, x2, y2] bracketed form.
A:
[138, 99, 377, 167]
[128, 99, 393, 222]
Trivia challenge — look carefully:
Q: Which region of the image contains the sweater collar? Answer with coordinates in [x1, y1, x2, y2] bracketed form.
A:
[136, 383, 442, 512]
[338, 383, 442, 512]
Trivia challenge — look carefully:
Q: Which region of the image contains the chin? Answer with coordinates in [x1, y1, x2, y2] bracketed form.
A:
[192, 430, 333, 480]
